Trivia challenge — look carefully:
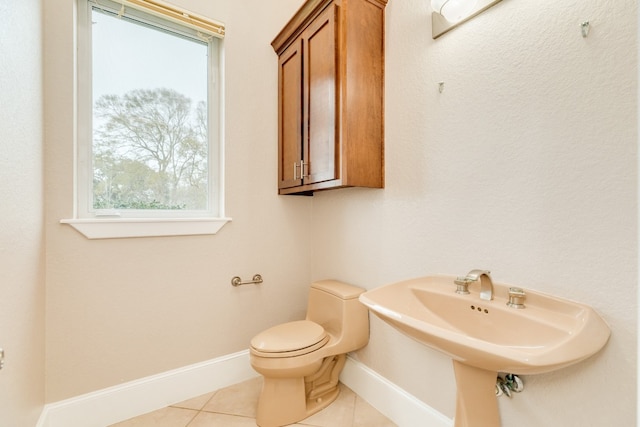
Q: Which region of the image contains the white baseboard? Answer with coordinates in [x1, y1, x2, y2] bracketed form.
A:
[340, 356, 453, 427]
[36, 351, 453, 427]
[36, 350, 256, 427]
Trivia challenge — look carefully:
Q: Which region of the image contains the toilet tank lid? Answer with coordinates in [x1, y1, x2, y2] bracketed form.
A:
[311, 280, 365, 299]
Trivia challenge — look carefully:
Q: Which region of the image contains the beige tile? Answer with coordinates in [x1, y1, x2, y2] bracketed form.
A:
[171, 392, 216, 411]
[108, 406, 198, 427]
[188, 411, 258, 427]
[298, 384, 356, 427]
[353, 396, 397, 427]
[201, 377, 262, 418]
[109, 378, 394, 427]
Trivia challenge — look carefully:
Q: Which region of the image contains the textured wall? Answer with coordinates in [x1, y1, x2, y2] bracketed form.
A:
[41, 0, 637, 425]
[43, 0, 310, 402]
[312, 0, 637, 426]
[0, 0, 46, 425]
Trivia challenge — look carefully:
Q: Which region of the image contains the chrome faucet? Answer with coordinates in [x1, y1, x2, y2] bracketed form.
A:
[460, 269, 494, 301]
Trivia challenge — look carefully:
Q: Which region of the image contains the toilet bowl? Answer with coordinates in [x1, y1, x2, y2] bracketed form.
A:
[250, 280, 369, 427]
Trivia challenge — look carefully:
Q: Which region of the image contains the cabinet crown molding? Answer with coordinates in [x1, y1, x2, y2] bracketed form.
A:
[272, 0, 388, 55]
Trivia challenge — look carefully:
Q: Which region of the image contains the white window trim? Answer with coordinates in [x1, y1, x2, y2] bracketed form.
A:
[62, 0, 231, 239]
[60, 217, 231, 239]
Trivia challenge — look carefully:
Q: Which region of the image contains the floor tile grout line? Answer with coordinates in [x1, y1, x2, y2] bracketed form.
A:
[185, 409, 265, 426]
[109, 378, 395, 426]
[198, 408, 255, 417]
[183, 408, 200, 427]
[349, 394, 357, 427]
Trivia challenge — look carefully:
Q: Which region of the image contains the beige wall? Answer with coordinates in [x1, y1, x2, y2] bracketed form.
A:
[44, 0, 310, 402]
[312, 0, 637, 426]
[0, 0, 46, 425]
[40, 0, 638, 425]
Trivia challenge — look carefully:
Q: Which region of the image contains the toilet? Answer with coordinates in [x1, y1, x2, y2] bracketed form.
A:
[249, 280, 370, 427]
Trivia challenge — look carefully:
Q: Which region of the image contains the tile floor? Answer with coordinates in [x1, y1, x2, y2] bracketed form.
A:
[108, 376, 397, 427]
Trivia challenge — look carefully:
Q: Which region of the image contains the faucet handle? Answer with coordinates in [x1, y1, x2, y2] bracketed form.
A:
[454, 277, 472, 295]
[507, 287, 526, 309]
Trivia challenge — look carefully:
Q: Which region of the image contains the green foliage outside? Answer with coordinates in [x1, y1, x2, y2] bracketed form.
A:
[93, 88, 208, 211]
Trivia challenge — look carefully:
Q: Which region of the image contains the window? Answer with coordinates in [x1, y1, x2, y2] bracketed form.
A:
[65, 0, 229, 238]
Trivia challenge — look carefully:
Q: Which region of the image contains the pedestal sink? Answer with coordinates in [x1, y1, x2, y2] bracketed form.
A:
[359, 275, 610, 427]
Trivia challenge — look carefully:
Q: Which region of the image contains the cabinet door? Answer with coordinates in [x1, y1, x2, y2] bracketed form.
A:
[302, 4, 338, 185]
[277, 39, 303, 189]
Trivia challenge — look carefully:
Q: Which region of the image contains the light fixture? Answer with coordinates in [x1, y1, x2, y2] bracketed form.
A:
[431, 0, 478, 23]
[431, 0, 503, 39]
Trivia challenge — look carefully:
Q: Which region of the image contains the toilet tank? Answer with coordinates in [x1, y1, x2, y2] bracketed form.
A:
[306, 280, 369, 352]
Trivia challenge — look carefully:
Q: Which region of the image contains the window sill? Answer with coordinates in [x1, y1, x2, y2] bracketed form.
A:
[60, 217, 232, 239]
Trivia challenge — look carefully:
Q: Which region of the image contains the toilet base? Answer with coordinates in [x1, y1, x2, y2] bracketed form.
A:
[255, 355, 346, 427]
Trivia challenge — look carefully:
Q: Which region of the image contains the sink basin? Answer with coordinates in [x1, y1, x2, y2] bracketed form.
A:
[360, 275, 610, 426]
[359, 275, 610, 375]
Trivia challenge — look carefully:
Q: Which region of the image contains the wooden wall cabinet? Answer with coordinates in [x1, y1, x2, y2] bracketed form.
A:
[272, 0, 387, 195]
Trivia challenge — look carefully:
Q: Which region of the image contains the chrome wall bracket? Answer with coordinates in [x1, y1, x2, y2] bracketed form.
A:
[432, 0, 503, 39]
[231, 274, 263, 287]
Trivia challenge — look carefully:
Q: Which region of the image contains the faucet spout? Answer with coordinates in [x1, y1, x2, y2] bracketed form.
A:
[465, 269, 494, 301]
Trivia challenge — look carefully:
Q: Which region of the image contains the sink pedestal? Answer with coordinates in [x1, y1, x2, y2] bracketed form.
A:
[453, 361, 500, 427]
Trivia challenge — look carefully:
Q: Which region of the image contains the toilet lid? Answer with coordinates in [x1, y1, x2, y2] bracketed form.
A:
[251, 320, 328, 354]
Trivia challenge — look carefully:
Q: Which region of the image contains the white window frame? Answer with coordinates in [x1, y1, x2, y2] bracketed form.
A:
[62, 0, 230, 239]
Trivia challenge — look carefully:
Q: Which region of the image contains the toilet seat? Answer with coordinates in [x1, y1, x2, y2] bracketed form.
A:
[250, 320, 329, 358]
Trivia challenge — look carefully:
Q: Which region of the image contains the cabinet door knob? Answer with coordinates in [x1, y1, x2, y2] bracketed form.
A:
[301, 160, 310, 178]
